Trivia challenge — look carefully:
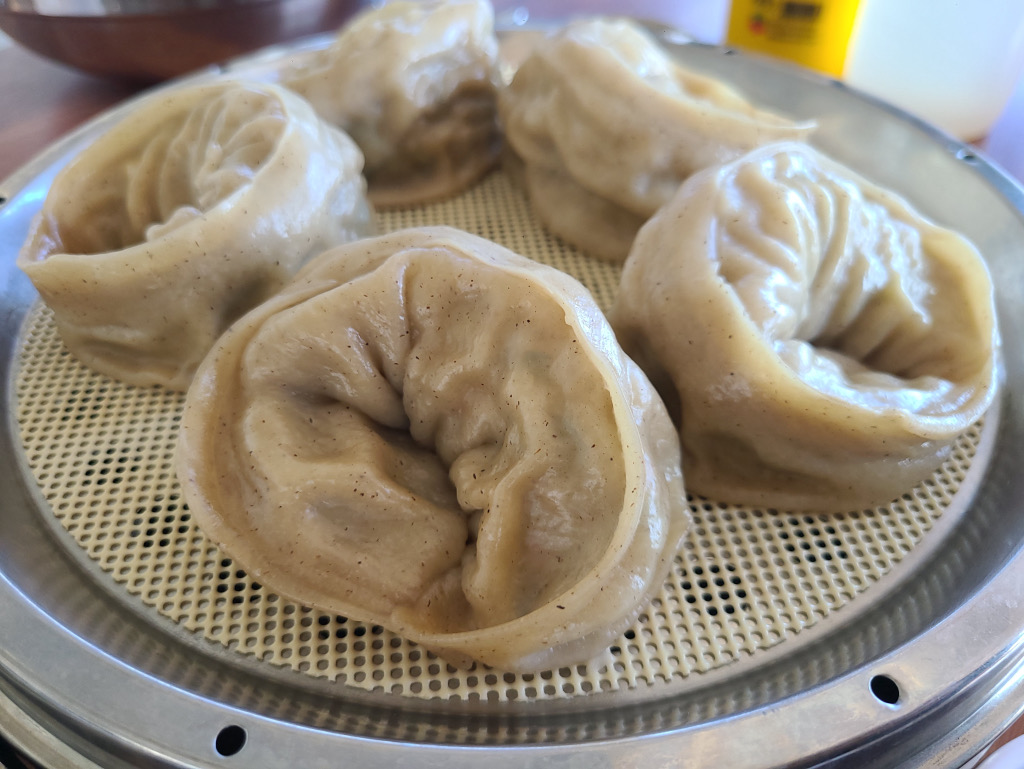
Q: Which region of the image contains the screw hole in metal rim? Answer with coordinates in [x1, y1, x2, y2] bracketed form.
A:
[869, 674, 901, 706]
[214, 725, 247, 757]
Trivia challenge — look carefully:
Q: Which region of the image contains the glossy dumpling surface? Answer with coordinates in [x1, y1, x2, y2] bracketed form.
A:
[282, 0, 502, 207]
[18, 79, 373, 391]
[611, 143, 1001, 512]
[499, 17, 814, 262]
[177, 226, 689, 671]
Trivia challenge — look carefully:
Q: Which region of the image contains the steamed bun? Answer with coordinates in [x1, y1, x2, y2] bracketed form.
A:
[611, 143, 1000, 511]
[499, 17, 814, 262]
[18, 79, 373, 391]
[282, 0, 502, 207]
[177, 226, 689, 671]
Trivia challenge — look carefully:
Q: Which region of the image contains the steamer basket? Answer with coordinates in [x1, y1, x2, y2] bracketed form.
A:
[1, 29, 1024, 769]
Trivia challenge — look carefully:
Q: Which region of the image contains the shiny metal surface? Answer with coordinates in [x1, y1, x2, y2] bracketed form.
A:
[0, 0, 363, 80]
[1, 0, 288, 12]
[0, 0, 280, 14]
[1, 34, 1023, 769]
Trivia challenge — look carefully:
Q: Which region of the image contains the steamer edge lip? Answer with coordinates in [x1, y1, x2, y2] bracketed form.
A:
[1, 26, 1024, 769]
[0, 509, 1022, 767]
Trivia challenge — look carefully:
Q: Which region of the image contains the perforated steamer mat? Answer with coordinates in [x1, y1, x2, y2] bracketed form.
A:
[2, 29, 1024, 769]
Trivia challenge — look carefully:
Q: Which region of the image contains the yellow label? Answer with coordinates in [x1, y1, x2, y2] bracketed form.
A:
[726, 0, 862, 77]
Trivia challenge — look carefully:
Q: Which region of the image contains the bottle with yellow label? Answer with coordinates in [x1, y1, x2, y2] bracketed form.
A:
[724, 0, 1024, 139]
[725, 0, 861, 77]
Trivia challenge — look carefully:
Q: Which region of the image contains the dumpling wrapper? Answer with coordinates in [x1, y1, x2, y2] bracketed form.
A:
[499, 17, 815, 262]
[18, 79, 373, 391]
[282, 0, 502, 207]
[177, 226, 689, 671]
[611, 143, 1001, 512]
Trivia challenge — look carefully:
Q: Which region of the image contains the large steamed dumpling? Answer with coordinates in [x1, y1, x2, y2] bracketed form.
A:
[177, 226, 689, 671]
[499, 17, 814, 263]
[18, 79, 373, 391]
[611, 143, 1000, 512]
[282, 0, 502, 207]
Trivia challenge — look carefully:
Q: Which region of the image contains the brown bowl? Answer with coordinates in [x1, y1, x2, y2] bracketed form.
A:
[0, 0, 364, 81]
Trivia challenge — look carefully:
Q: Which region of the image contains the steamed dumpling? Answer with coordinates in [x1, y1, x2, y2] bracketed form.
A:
[177, 226, 689, 671]
[499, 17, 815, 262]
[610, 143, 1000, 512]
[18, 79, 373, 391]
[282, 0, 502, 207]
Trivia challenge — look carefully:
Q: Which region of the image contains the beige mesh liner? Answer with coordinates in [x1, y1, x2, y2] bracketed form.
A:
[14, 172, 981, 702]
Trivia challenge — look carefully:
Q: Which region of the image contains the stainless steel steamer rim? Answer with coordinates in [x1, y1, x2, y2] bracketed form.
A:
[1, 30, 1024, 769]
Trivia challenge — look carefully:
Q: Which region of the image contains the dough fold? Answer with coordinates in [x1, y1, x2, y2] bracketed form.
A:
[611, 143, 1000, 511]
[18, 79, 373, 391]
[282, 0, 502, 207]
[499, 17, 814, 262]
[178, 226, 689, 670]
